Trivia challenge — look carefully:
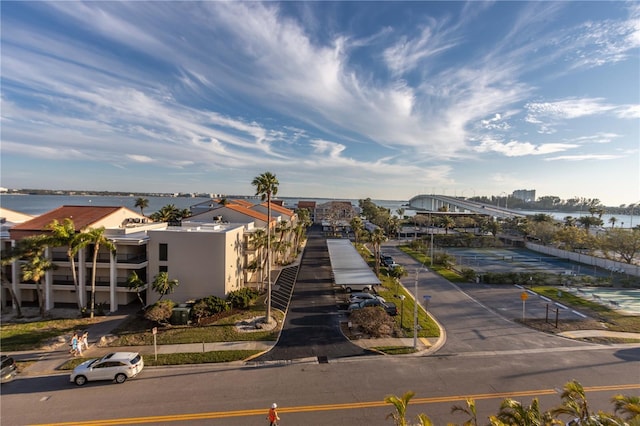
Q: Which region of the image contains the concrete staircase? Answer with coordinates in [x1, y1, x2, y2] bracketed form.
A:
[271, 265, 299, 312]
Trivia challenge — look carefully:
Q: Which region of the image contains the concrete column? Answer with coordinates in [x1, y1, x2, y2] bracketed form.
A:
[110, 251, 117, 312]
[11, 240, 21, 308]
[78, 248, 86, 308]
[45, 247, 54, 311]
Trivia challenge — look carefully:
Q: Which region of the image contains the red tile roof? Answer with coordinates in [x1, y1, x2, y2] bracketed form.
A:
[258, 202, 294, 216]
[9, 205, 132, 240]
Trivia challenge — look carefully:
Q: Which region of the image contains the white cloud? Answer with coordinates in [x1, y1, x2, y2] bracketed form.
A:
[474, 137, 577, 157]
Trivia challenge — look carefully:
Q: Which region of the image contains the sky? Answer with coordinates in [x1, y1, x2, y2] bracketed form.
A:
[1, 1, 639, 206]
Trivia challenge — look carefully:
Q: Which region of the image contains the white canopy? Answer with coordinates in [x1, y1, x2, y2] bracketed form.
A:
[326, 239, 381, 286]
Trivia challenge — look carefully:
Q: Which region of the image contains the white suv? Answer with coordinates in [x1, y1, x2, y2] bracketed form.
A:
[70, 352, 144, 386]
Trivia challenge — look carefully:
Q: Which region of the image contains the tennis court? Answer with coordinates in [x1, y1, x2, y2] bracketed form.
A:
[566, 287, 640, 315]
[445, 247, 582, 275]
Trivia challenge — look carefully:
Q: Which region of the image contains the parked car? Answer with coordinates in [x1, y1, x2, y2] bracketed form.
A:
[348, 292, 386, 304]
[1, 355, 17, 384]
[380, 255, 394, 267]
[348, 298, 398, 316]
[70, 352, 144, 386]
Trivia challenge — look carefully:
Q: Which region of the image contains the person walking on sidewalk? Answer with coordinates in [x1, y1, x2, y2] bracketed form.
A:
[81, 331, 89, 351]
[267, 403, 280, 426]
[70, 332, 80, 357]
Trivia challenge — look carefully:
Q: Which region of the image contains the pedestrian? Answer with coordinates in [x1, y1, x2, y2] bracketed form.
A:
[267, 403, 280, 426]
[70, 332, 79, 356]
[81, 331, 89, 351]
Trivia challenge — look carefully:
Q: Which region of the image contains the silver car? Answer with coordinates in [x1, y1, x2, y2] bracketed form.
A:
[70, 352, 144, 386]
[348, 292, 385, 304]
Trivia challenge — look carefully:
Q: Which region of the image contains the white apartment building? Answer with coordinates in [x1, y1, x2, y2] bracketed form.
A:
[3, 201, 297, 313]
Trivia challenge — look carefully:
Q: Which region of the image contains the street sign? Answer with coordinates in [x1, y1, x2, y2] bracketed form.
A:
[152, 327, 157, 335]
[520, 292, 529, 301]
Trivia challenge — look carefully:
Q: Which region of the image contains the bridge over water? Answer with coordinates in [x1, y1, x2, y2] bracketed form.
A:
[408, 194, 527, 220]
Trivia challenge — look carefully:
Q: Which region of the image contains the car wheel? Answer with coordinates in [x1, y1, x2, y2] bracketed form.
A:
[74, 375, 87, 386]
[115, 373, 127, 384]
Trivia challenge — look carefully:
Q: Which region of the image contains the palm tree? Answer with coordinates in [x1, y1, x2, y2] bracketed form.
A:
[85, 227, 115, 318]
[370, 227, 387, 275]
[248, 228, 268, 288]
[550, 380, 594, 424]
[45, 218, 85, 311]
[608, 217, 618, 228]
[385, 391, 433, 426]
[350, 216, 364, 245]
[134, 197, 149, 216]
[389, 264, 408, 295]
[19, 236, 56, 317]
[252, 171, 279, 323]
[491, 397, 558, 426]
[151, 272, 179, 300]
[610, 394, 640, 423]
[450, 398, 479, 426]
[442, 215, 455, 234]
[1, 244, 26, 318]
[126, 271, 146, 307]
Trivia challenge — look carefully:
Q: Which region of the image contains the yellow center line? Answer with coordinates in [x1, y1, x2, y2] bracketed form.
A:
[32, 383, 640, 426]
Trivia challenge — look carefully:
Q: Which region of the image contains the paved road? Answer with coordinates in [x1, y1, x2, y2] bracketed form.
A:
[383, 243, 592, 355]
[255, 228, 372, 361]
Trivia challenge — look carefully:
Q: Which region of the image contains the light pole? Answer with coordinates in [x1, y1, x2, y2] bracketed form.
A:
[413, 269, 419, 350]
[399, 295, 405, 330]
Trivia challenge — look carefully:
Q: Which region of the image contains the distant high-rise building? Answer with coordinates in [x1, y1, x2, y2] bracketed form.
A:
[512, 189, 536, 202]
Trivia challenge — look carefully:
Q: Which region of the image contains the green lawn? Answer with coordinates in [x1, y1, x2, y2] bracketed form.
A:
[1, 317, 97, 352]
[108, 306, 283, 346]
[59, 350, 263, 370]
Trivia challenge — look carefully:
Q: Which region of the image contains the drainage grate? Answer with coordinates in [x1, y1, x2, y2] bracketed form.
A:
[317, 355, 328, 364]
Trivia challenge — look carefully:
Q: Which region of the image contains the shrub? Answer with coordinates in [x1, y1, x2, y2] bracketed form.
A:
[191, 295, 229, 323]
[227, 288, 259, 309]
[460, 268, 477, 282]
[349, 307, 398, 338]
[144, 299, 175, 324]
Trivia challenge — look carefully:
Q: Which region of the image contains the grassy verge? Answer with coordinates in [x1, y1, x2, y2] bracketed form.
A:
[375, 275, 440, 338]
[398, 246, 467, 283]
[108, 306, 283, 346]
[1, 318, 96, 352]
[58, 350, 262, 370]
[372, 346, 418, 355]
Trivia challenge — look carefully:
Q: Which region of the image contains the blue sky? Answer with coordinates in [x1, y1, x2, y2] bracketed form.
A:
[1, 1, 638, 206]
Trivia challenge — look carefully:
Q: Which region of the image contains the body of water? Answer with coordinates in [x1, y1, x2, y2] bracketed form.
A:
[1, 194, 636, 227]
[0, 194, 410, 217]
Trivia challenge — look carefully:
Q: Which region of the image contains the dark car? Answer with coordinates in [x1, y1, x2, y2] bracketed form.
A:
[348, 298, 398, 316]
[1, 355, 18, 384]
[380, 254, 394, 266]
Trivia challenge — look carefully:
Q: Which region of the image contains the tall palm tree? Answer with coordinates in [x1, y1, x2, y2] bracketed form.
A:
[252, 171, 279, 322]
[45, 218, 85, 311]
[370, 227, 387, 275]
[608, 217, 618, 228]
[350, 216, 364, 245]
[441, 215, 455, 234]
[134, 197, 149, 216]
[85, 227, 115, 318]
[248, 228, 268, 288]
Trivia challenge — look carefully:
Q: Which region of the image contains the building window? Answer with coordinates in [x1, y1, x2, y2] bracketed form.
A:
[159, 243, 168, 261]
[159, 266, 168, 273]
